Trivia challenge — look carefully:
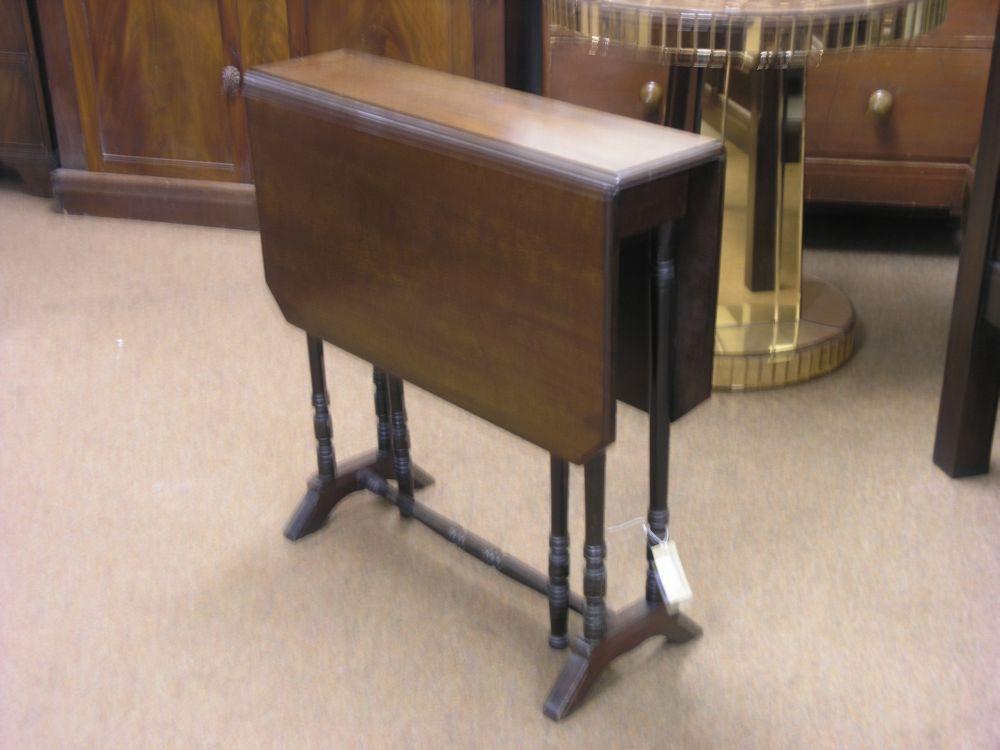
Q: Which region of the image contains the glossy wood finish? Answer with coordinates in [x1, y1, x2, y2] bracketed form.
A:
[37, 0, 290, 223]
[246, 51, 721, 461]
[247, 51, 719, 184]
[37, 0, 510, 226]
[0, 0, 56, 196]
[60, 0, 240, 180]
[286, 0, 506, 84]
[934, 14, 1000, 478]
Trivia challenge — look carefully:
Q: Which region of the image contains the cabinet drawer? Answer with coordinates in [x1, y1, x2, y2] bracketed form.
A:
[544, 34, 671, 123]
[805, 47, 991, 163]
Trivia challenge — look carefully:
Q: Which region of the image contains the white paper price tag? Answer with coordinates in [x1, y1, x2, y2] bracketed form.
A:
[652, 539, 692, 614]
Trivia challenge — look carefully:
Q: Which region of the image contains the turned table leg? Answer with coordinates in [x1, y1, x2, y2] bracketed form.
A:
[386, 374, 415, 516]
[283, 342, 434, 541]
[373, 368, 392, 462]
[548, 456, 570, 649]
[543, 221, 702, 721]
[283, 335, 339, 540]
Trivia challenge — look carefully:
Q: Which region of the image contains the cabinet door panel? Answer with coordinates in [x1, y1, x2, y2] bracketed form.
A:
[0, 65, 44, 146]
[66, 0, 241, 180]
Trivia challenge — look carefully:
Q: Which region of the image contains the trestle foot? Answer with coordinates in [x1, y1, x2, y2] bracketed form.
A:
[543, 600, 701, 721]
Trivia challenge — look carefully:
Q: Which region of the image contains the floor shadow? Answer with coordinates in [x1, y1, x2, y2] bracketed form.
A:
[804, 207, 961, 255]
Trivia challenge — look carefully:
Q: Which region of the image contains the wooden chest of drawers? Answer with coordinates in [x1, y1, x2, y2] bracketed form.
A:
[804, 0, 998, 213]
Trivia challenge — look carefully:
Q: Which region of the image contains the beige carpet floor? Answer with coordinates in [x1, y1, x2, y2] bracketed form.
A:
[1, 185, 998, 749]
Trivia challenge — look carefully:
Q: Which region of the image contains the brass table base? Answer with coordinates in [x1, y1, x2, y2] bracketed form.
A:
[712, 277, 856, 391]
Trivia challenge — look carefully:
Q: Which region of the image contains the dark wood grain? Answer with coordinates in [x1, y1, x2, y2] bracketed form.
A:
[248, 94, 611, 461]
[63, 0, 240, 180]
[0, 0, 56, 196]
[934, 13, 1000, 477]
[286, 0, 505, 83]
[36, 0, 86, 170]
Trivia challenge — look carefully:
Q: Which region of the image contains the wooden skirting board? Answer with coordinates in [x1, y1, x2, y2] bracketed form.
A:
[51, 169, 259, 230]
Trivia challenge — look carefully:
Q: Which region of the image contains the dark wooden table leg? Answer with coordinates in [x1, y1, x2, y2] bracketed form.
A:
[372, 367, 435, 489]
[543, 221, 704, 721]
[284, 347, 434, 540]
[284, 334, 341, 540]
[647, 221, 675, 603]
[933, 20, 1000, 478]
[549, 455, 570, 649]
[582, 454, 608, 645]
[386, 374, 416, 516]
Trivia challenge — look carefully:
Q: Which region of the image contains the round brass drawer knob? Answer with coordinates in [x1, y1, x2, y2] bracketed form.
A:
[222, 65, 242, 98]
[639, 80, 664, 122]
[868, 88, 893, 118]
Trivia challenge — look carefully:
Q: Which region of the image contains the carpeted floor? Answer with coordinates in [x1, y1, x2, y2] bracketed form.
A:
[1, 185, 997, 749]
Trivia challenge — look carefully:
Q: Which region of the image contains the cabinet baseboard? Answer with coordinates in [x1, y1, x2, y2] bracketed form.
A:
[51, 169, 259, 230]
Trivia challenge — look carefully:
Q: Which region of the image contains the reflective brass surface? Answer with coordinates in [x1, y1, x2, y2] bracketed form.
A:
[695, 59, 856, 390]
[547, 0, 947, 69]
[713, 277, 855, 389]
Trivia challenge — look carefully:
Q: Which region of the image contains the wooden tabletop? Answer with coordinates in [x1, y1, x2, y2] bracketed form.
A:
[244, 50, 720, 193]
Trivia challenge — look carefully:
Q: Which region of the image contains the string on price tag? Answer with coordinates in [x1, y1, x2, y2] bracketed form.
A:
[608, 516, 692, 613]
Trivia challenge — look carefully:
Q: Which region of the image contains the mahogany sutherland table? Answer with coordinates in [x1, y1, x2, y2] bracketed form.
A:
[244, 49, 724, 720]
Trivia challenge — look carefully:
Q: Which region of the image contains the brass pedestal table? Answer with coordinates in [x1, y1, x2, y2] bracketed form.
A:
[547, 0, 945, 389]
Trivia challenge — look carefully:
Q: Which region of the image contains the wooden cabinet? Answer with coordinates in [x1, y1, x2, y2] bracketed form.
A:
[38, 0, 289, 227]
[804, 0, 998, 214]
[286, 0, 506, 84]
[36, 0, 506, 228]
[0, 0, 56, 196]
